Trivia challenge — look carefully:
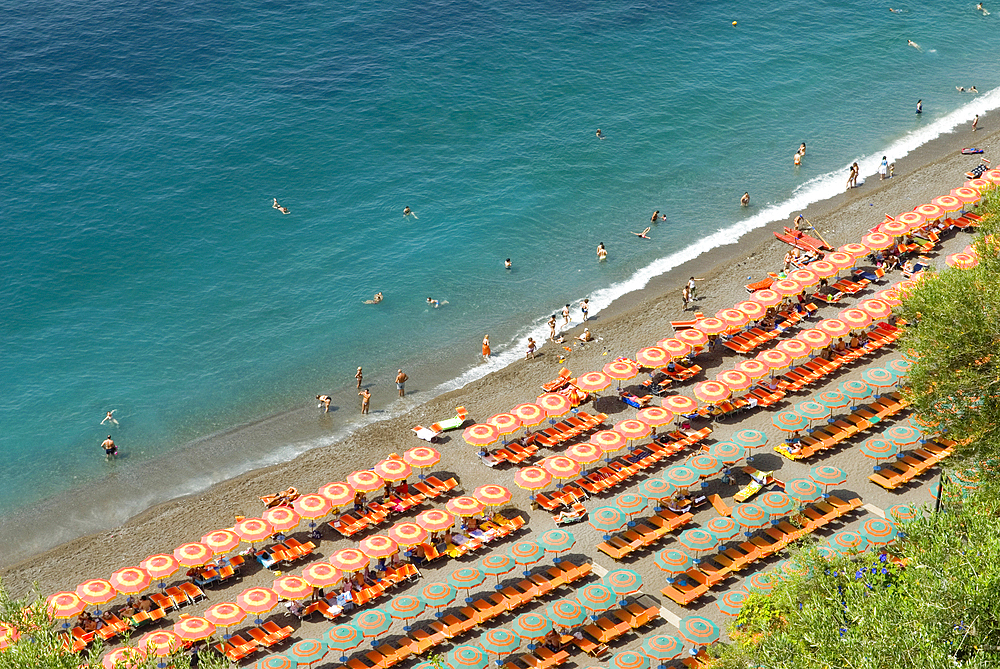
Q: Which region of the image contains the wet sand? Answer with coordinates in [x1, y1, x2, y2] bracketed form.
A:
[2, 115, 996, 661]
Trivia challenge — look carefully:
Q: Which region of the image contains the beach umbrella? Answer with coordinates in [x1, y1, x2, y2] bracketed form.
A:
[636, 346, 671, 368]
[862, 231, 893, 250]
[862, 367, 897, 389]
[708, 441, 748, 464]
[895, 212, 925, 230]
[76, 579, 117, 608]
[261, 508, 300, 534]
[615, 493, 648, 520]
[826, 251, 857, 270]
[859, 299, 893, 321]
[355, 609, 392, 638]
[838, 242, 869, 259]
[663, 465, 699, 489]
[736, 359, 769, 379]
[704, 517, 740, 542]
[717, 369, 752, 392]
[875, 288, 902, 307]
[807, 260, 839, 278]
[784, 478, 823, 504]
[675, 329, 708, 348]
[575, 583, 616, 617]
[888, 504, 918, 523]
[816, 389, 849, 411]
[716, 308, 750, 330]
[797, 328, 832, 350]
[733, 503, 769, 532]
[329, 548, 370, 572]
[512, 613, 553, 647]
[110, 567, 151, 595]
[677, 615, 720, 646]
[686, 454, 722, 478]
[301, 562, 342, 589]
[776, 338, 811, 360]
[931, 195, 962, 212]
[474, 484, 512, 507]
[809, 465, 846, 489]
[879, 220, 910, 236]
[735, 300, 767, 321]
[716, 587, 750, 617]
[614, 418, 651, 441]
[796, 400, 830, 423]
[480, 554, 515, 588]
[588, 506, 628, 535]
[140, 630, 183, 658]
[359, 535, 399, 560]
[966, 177, 994, 189]
[537, 393, 572, 416]
[464, 424, 501, 448]
[574, 372, 613, 393]
[566, 442, 604, 465]
[449, 568, 486, 603]
[374, 458, 412, 481]
[885, 425, 922, 447]
[318, 482, 355, 507]
[770, 279, 802, 297]
[657, 337, 694, 359]
[772, 411, 808, 432]
[479, 627, 521, 656]
[840, 379, 872, 401]
[421, 582, 457, 614]
[860, 518, 898, 546]
[744, 572, 778, 594]
[288, 640, 328, 667]
[603, 569, 643, 599]
[641, 634, 684, 663]
[447, 645, 489, 669]
[546, 599, 587, 628]
[654, 548, 693, 577]
[661, 395, 699, 415]
[693, 380, 731, 404]
[946, 252, 978, 269]
[604, 360, 639, 381]
[236, 587, 279, 617]
[780, 556, 813, 579]
[828, 530, 869, 555]
[346, 469, 384, 492]
[415, 509, 456, 532]
[756, 349, 792, 372]
[201, 529, 242, 555]
[102, 647, 146, 669]
[590, 430, 628, 455]
[951, 186, 981, 203]
[323, 624, 364, 657]
[512, 466, 552, 491]
[47, 592, 85, 619]
[293, 494, 334, 524]
[388, 521, 429, 546]
[173, 616, 216, 643]
[447, 495, 487, 516]
[508, 541, 545, 571]
[749, 288, 783, 307]
[817, 318, 852, 339]
[758, 491, 794, 517]
[787, 268, 819, 287]
[639, 478, 676, 503]
[694, 317, 729, 335]
[538, 528, 576, 553]
[255, 657, 295, 669]
[174, 542, 213, 568]
[487, 413, 521, 435]
[816, 545, 837, 560]
[678, 528, 719, 556]
[732, 429, 767, 449]
[402, 447, 441, 476]
[140, 554, 179, 583]
[610, 651, 650, 669]
[636, 406, 674, 427]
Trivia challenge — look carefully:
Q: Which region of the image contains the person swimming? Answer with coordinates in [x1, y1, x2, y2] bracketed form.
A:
[364, 292, 383, 304]
[101, 410, 119, 426]
[403, 206, 418, 219]
[596, 129, 605, 140]
[631, 227, 651, 239]
[426, 297, 439, 308]
[272, 198, 290, 214]
[977, 3, 990, 15]
[740, 192, 750, 207]
[908, 40, 921, 51]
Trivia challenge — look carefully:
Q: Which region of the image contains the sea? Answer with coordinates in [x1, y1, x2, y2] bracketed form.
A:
[2, 0, 999, 561]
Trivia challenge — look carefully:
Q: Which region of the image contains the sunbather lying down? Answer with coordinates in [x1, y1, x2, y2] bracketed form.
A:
[261, 487, 299, 508]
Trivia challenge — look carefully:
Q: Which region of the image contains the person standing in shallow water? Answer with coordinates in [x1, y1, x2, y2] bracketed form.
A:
[355, 367, 363, 388]
[102, 436, 118, 460]
[548, 315, 557, 341]
[359, 388, 371, 414]
[395, 369, 408, 397]
[482, 335, 491, 360]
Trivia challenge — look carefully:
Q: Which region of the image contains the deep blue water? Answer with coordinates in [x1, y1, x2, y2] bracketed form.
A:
[2, 0, 998, 542]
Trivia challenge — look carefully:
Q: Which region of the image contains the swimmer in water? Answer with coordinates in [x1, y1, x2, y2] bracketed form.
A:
[101, 410, 119, 426]
[740, 192, 750, 207]
[596, 129, 605, 140]
[596, 242, 607, 260]
[798, 143, 806, 156]
[915, 99, 923, 114]
[504, 258, 512, 269]
[364, 292, 383, 304]
[651, 211, 660, 224]
[272, 198, 290, 214]
[908, 40, 921, 51]
[427, 297, 439, 308]
[970, 85, 978, 93]
[977, 3, 990, 15]
[956, 86, 965, 92]
[889, 7, 903, 12]
[794, 152, 801, 166]
[631, 227, 651, 239]
[403, 206, 418, 219]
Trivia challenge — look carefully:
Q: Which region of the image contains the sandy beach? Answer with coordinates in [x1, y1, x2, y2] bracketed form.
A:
[4, 114, 997, 664]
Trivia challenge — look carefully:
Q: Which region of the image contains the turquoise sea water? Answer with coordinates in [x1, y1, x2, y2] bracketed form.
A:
[2, 0, 999, 552]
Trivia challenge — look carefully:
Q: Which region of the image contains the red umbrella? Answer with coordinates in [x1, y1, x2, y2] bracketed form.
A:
[374, 458, 412, 481]
[47, 592, 86, 619]
[716, 370, 752, 391]
[416, 509, 457, 532]
[776, 338, 810, 360]
[734, 300, 767, 320]
[749, 288, 782, 307]
[201, 529, 243, 554]
[140, 631, 183, 658]
[715, 309, 749, 330]
[693, 317, 728, 335]
[825, 252, 857, 270]
[236, 587, 279, 615]
[512, 403, 545, 426]
[388, 522, 429, 546]
[473, 484, 512, 506]
[914, 203, 944, 220]
[756, 349, 791, 371]
[674, 329, 708, 347]
[102, 647, 145, 669]
[930, 195, 962, 212]
[787, 269, 819, 287]
[636, 347, 670, 367]
[174, 542, 213, 568]
[858, 299, 892, 321]
[542, 456, 582, 480]
[837, 243, 869, 259]
[806, 260, 838, 278]
[894, 212, 924, 229]
[603, 360, 638, 380]
[446, 496, 486, 516]
[140, 554, 179, 582]
[301, 562, 343, 588]
[878, 220, 909, 236]
[203, 602, 247, 628]
[951, 187, 981, 203]
[403, 446, 441, 470]
[328, 548, 371, 572]
[985, 169, 1000, 184]
[946, 252, 978, 269]
[109, 567, 151, 595]
[566, 442, 604, 464]
[272, 575, 314, 601]
[358, 535, 399, 559]
[693, 381, 730, 404]
[796, 329, 831, 350]
[537, 393, 572, 416]
[292, 493, 334, 520]
[862, 232, 893, 250]
[875, 288, 901, 306]
[77, 579, 117, 607]
[636, 406, 673, 427]
[839, 308, 872, 330]
[234, 517, 273, 543]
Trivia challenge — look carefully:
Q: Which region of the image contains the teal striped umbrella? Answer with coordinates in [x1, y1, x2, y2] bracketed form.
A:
[887, 358, 913, 375]
[733, 503, 769, 532]
[784, 478, 822, 504]
[654, 549, 693, 578]
[322, 624, 363, 659]
[287, 640, 328, 667]
[509, 541, 544, 574]
[421, 582, 457, 616]
[744, 571, 778, 594]
[704, 517, 740, 542]
[885, 425, 922, 447]
[478, 628, 520, 656]
[354, 609, 391, 639]
[686, 454, 722, 478]
[816, 545, 837, 560]
[546, 599, 587, 628]
[662, 466, 699, 489]
[779, 557, 813, 580]
[538, 529, 576, 553]
[859, 518, 897, 546]
[828, 530, 869, 555]
[446, 645, 489, 669]
[861, 436, 898, 468]
[839, 379, 872, 401]
[387, 594, 426, 630]
[610, 651, 650, 669]
[641, 634, 684, 663]
[772, 411, 809, 432]
[638, 478, 675, 503]
[576, 583, 616, 618]
[603, 569, 642, 599]
[615, 493, 649, 519]
[480, 554, 515, 589]
[887, 504, 918, 523]
[256, 657, 296, 669]
[588, 506, 628, 535]
[449, 568, 486, 603]
[815, 390, 849, 410]
[758, 491, 794, 518]
[732, 429, 767, 449]
[677, 615, 720, 646]
[809, 465, 846, 490]
[716, 587, 749, 616]
[512, 613, 552, 648]
[707, 441, 748, 464]
[862, 367, 897, 389]
[678, 528, 719, 558]
[795, 400, 830, 423]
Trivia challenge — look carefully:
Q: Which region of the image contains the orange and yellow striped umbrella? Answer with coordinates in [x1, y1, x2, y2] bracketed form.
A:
[76, 579, 116, 606]
[636, 346, 670, 367]
[875, 289, 901, 306]
[839, 308, 872, 330]
[736, 359, 769, 379]
[796, 329, 831, 350]
[537, 393, 572, 416]
[774, 339, 809, 360]
[859, 299, 892, 321]
[329, 548, 371, 572]
[734, 301, 766, 321]
[388, 522, 429, 546]
[473, 484, 512, 506]
[566, 442, 604, 465]
[981, 170, 1000, 184]
[374, 458, 412, 481]
[914, 203, 944, 220]
[661, 395, 698, 414]
[201, 529, 242, 554]
[234, 517, 273, 543]
[749, 288, 781, 307]
[203, 602, 247, 628]
[693, 317, 729, 335]
[173, 616, 216, 642]
[446, 496, 486, 516]
[463, 423, 501, 447]
[930, 195, 962, 212]
[542, 456, 581, 480]
[604, 360, 638, 380]
[946, 252, 978, 269]
[716, 370, 752, 392]
[301, 562, 343, 588]
[674, 329, 708, 347]
[174, 542, 213, 568]
[293, 493, 334, 519]
[101, 646, 145, 669]
[807, 260, 839, 278]
[346, 470, 384, 492]
[590, 430, 628, 454]
[838, 243, 869, 259]
[403, 446, 441, 469]
[770, 279, 802, 297]
[715, 309, 749, 330]
[262, 507, 301, 533]
[951, 187, 981, 203]
[272, 575, 314, 601]
[513, 466, 552, 491]
[965, 177, 992, 190]
[636, 406, 673, 427]
[614, 419, 651, 440]
[878, 220, 909, 236]
[357, 536, 399, 560]
[787, 269, 819, 287]
[574, 372, 612, 393]
[318, 481, 355, 507]
[816, 318, 851, 338]
[140, 630, 183, 657]
[825, 252, 856, 270]
[415, 509, 457, 532]
[512, 403, 546, 426]
[894, 212, 924, 230]
[110, 567, 151, 595]
[140, 554, 179, 582]
[487, 413, 521, 435]
[756, 349, 792, 371]
[694, 381, 730, 404]
[47, 592, 85, 619]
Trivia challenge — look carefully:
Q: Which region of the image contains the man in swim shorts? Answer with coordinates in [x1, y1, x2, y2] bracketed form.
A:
[102, 436, 118, 460]
[396, 370, 408, 397]
[580, 298, 589, 322]
[359, 388, 371, 414]
[427, 297, 439, 308]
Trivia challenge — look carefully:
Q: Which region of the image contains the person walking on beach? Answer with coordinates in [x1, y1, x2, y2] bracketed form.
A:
[972, 115, 979, 132]
[562, 304, 571, 326]
[101, 410, 119, 426]
[526, 337, 536, 359]
[879, 156, 889, 180]
[359, 388, 371, 414]
[355, 367, 363, 388]
[597, 242, 607, 260]
[682, 285, 691, 310]
[687, 277, 704, 300]
[101, 436, 118, 460]
[580, 298, 589, 322]
[548, 315, 557, 341]
[395, 370, 408, 397]
[482, 335, 491, 360]
[316, 395, 332, 413]
[740, 192, 750, 207]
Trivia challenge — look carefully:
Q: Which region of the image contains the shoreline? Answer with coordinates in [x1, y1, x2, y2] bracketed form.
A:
[3, 111, 996, 597]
